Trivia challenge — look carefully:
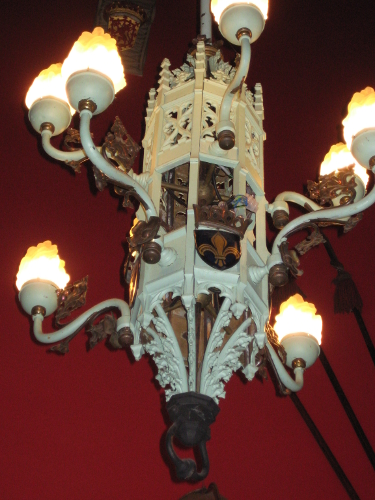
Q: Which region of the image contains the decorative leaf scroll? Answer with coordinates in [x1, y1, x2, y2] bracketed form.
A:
[279, 241, 303, 278]
[186, 304, 196, 391]
[208, 50, 236, 84]
[102, 116, 140, 172]
[87, 313, 117, 349]
[56, 276, 88, 326]
[203, 316, 254, 403]
[307, 166, 357, 207]
[143, 304, 188, 400]
[63, 127, 90, 172]
[200, 297, 233, 397]
[295, 227, 326, 256]
[265, 322, 287, 365]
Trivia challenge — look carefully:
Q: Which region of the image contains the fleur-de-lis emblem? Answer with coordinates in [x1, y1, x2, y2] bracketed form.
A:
[198, 232, 240, 268]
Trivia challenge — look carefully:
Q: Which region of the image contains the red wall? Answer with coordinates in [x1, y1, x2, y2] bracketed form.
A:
[1, 1, 374, 498]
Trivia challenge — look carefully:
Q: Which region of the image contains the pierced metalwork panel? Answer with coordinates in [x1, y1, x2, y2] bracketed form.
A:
[95, 0, 156, 76]
[160, 163, 189, 231]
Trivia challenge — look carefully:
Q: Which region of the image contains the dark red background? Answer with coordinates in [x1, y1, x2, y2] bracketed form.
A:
[1, 1, 374, 498]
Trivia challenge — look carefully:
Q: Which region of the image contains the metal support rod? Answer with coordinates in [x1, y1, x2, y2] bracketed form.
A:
[290, 393, 360, 500]
[319, 347, 375, 469]
[200, 0, 212, 39]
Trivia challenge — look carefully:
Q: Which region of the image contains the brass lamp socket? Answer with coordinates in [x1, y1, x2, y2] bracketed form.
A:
[40, 122, 55, 134]
[31, 305, 46, 317]
[268, 263, 289, 287]
[78, 99, 98, 114]
[292, 358, 306, 370]
[218, 129, 235, 150]
[272, 210, 289, 230]
[142, 241, 162, 264]
[117, 327, 134, 347]
[236, 28, 252, 41]
[369, 156, 375, 168]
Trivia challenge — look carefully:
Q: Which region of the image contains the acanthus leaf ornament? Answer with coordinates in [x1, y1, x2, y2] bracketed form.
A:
[56, 276, 88, 326]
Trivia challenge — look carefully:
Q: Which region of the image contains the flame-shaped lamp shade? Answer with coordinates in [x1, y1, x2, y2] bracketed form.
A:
[211, 1, 268, 45]
[343, 87, 375, 169]
[26, 63, 74, 136]
[320, 142, 368, 203]
[274, 294, 321, 369]
[63, 27, 126, 115]
[17, 241, 70, 316]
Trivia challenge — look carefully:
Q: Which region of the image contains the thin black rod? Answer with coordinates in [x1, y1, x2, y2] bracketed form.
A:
[290, 393, 360, 500]
[352, 307, 375, 366]
[320, 229, 375, 366]
[320, 347, 375, 470]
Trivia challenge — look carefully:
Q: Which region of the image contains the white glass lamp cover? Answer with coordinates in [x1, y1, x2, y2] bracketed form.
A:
[211, 1, 268, 44]
[274, 294, 322, 345]
[25, 63, 73, 112]
[211, 0, 268, 22]
[16, 240, 70, 291]
[26, 63, 74, 135]
[320, 142, 369, 187]
[343, 87, 375, 168]
[61, 27, 126, 95]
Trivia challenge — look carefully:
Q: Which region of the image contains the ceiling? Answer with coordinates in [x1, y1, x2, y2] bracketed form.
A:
[1, 0, 374, 499]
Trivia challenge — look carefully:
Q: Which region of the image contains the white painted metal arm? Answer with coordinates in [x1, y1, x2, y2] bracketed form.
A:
[266, 340, 304, 392]
[41, 129, 87, 162]
[32, 298, 130, 344]
[219, 35, 251, 124]
[79, 109, 158, 219]
[272, 167, 375, 255]
[275, 191, 322, 212]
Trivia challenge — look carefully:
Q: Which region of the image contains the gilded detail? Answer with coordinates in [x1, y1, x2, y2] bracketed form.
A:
[198, 232, 240, 268]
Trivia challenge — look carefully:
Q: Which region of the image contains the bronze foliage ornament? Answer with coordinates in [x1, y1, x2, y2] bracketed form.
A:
[101, 116, 141, 172]
[307, 166, 358, 207]
[56, 276, 88, 326]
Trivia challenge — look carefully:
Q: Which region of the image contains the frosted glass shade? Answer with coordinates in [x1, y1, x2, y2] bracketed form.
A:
[274, 294, 322, 345]
[25, 63, 73, 113]
[16, 241, 70, 291]
[211, 0, 268, 22]
[343, 87, 375, 148]
[320, 143, 369, 187]
[61, 27, 126, 95]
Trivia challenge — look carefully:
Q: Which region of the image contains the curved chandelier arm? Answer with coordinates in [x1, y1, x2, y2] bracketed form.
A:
[32, 298, 130, 344]
[41, 129, 87, 162]
[275, 191, 322, 212]
[266, 340, 304, 392]
[166, 424, 209, 482]
[219, 35, 251, 125]
[271, 168, 375, 255]
[79, 109, 158, 220]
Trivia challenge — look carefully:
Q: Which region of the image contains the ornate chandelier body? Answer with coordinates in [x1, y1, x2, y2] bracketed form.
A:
[17, 0, 375, 483]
